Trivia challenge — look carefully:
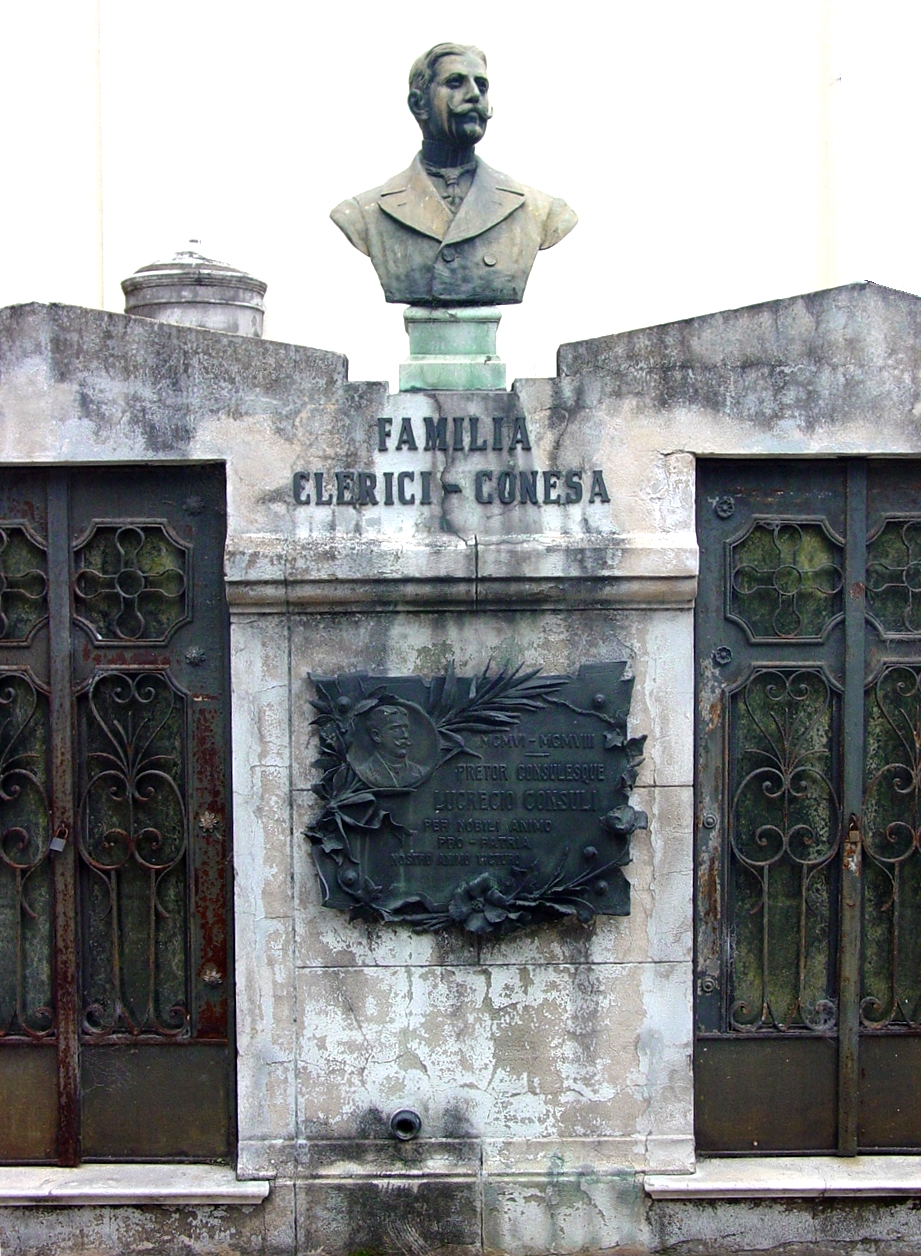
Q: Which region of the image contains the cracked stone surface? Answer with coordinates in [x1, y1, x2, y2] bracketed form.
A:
[5, 287, 921, 1252]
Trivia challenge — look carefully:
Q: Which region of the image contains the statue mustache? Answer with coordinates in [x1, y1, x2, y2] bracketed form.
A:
[450, 103, 493, 122]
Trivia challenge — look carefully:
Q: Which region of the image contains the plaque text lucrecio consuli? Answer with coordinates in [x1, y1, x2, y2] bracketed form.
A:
[305, 663, 646, 935]
[292, 414, 611, 509]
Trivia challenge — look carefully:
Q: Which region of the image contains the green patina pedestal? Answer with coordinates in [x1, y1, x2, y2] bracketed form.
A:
[400, 305, 506, 391]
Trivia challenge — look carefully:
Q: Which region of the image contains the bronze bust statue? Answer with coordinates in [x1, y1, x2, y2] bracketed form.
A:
[330, 43, 577, 306]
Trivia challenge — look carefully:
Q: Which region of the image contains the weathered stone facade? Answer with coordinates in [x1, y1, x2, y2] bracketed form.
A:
[2, 284, 921, 1253]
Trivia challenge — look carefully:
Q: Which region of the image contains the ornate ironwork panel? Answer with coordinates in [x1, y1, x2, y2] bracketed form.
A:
[0, 466, 232, 1165]
[861, 664, 921, 1029]
[73, 522, 189, 643]
[727, 518, 844, 642]
[866, 518, 921, 637]
[727, 667, 841, 1032]
[77, 671, 189, 1039]
[697, 459, 921, 1155]
[0, 671, 53, 1039]
[0, 526, 48, 644]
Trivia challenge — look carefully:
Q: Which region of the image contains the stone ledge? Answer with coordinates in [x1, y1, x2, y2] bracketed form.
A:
[0, 1164, 271, 1207]
[298, 1138, 480, 1177]
[484, 1135, 693, 1176]
[239, 1135, 695, 1181]
[224, 531, 698, 612]
[644, 1155, 921, 1198]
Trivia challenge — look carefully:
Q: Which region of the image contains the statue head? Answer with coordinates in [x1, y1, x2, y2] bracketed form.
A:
[407, 43, 492, 149]
[365, 704, 411, 762]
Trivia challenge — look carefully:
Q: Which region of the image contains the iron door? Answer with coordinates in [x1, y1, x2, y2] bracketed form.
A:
[696, 458, 921, 1154]
[0, 465, 233, 1164]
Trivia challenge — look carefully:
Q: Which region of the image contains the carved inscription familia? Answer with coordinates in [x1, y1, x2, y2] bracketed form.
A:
[305, 663, 646, 935]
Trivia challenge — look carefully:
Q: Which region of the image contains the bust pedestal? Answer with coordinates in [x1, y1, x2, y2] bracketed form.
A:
[400, 306, 506, 391]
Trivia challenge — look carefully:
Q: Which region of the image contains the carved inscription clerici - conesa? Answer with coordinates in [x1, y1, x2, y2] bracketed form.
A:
[292, 413, 611, 509]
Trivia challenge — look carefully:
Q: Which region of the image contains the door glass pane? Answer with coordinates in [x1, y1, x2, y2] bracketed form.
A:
[729, 520, 844, 641]
[77, 670, 189, 1039]
[728, 667, 841, 1031]
[0, 672, 53, 1038]
[73, 523, 189, 643]
[862, 664, 921, 1029]
[866, 519, 921, 636]
[0, 525, 48, 643]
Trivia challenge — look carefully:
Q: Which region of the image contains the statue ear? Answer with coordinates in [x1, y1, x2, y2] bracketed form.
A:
[408, 89, 428, 122]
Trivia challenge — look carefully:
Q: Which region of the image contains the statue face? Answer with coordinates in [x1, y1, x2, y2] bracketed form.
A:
[422, 52, 490, 147]
[370, 712, 411, 761]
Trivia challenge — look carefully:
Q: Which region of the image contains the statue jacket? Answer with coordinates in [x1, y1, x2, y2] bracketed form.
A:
[330, 155, 577, 305]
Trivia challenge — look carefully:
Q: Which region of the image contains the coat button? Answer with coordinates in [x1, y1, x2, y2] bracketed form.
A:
[441, 248, 456, 263]
[482, 253, 497, 267]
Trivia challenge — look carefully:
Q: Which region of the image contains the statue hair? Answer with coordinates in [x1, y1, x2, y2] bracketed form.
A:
[365, 703, 407, 734]
[408, 43, 487, 94]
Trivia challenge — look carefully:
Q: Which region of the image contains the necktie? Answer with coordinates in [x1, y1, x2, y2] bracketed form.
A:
[422, 161, 477, 212]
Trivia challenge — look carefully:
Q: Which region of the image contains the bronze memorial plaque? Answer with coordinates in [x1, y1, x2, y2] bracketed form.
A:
[306, 663, 646, 935]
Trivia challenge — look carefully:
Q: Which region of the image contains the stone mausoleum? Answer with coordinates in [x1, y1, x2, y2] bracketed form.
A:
[3, 277, 921, 1253]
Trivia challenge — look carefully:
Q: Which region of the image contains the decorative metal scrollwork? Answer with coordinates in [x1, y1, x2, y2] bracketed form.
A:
[866, 518, 921, 636]
[73, 523, 189, 643]
[728, 668, 840, 1032]
[77, 671, 189, 1038]
[861, 664, 921, 1028]
[728, 519, 844, 641]
[0, 671, 53, 1038]
[0, 526, 48, 644]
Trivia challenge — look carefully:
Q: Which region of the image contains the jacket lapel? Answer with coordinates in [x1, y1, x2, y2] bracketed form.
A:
[443, 160, 525, 245]
[377, 157, 452, 241]
[377, 156, 526, 244]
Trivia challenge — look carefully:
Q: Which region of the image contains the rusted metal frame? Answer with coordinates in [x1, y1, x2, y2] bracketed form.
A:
[109, 867, 125, 1032]
[838, 459, 867, 1155]
[148, 864, 159, 1030]
[761, 864, 771, 1025]
[799, 861, 809, 1024]
[892, 860, 902, 1025]
[10, 864, 27, 1035]
[183, 699, 197, 1041]
[691, 462, 730, 1036]
[47, 472, 80, 1166]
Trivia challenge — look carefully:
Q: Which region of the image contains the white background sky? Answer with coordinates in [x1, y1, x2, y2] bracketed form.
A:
[2, 1, 920, 389]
